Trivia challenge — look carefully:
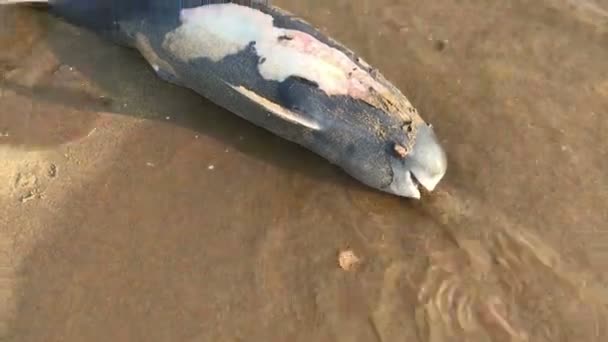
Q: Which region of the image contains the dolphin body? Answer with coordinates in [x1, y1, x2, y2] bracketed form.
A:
[2, 0, 448, 199]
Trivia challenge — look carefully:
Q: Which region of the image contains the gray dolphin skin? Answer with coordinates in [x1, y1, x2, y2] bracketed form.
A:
[2, 0, 448, 199]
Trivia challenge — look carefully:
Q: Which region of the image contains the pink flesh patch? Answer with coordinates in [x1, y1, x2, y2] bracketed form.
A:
[276, 30, 383, 99]
[166, 3, 417, 123]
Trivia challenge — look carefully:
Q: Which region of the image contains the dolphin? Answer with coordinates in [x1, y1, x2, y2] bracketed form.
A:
[1, 0, 448, 199]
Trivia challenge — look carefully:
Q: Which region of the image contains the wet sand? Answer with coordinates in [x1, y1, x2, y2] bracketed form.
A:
[1, 0, 608, 341]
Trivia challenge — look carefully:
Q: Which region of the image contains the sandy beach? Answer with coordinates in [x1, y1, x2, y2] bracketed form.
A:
[1, 1, 607, 341]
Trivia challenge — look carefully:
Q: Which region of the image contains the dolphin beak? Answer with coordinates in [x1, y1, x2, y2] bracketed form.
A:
[388, 123, 448, 199]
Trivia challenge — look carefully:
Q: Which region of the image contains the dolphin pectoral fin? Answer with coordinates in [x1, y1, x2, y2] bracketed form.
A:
[134, 33, 184, 86]
[0, 1, 49, 5]
[189, 1, 270, 8]
[228, 84, 321, 130]
[154, 67, 184, 87]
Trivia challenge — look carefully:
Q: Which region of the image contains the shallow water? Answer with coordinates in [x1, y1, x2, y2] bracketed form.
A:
[1, 1, 608, 341]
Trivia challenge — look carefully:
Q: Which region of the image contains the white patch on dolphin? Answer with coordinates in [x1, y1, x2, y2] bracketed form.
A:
[162, 3, 395, 100]
[228, 84, 321, 130]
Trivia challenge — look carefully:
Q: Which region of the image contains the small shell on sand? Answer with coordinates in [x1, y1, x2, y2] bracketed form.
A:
[338, 249, 361, 271]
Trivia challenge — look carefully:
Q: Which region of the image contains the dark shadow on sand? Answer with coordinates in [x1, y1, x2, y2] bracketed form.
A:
[1, 7, 370, 191]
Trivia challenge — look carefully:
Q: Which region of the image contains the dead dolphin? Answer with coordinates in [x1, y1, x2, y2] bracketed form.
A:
[1, 0, 448, 199]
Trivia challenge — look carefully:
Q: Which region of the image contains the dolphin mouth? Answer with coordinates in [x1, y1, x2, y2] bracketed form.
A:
[411, 163, 445, 192]
[387, 123, 447, 199]
[404, 170, 422, 199]
[411, 172, 422, 189]
[393, 168, 443, 200]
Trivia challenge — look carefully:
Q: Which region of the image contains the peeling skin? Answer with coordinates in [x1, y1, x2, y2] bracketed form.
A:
[162, 3, 421, 129]
[393, 143, 410, 158]
[229, 84, 321, 130]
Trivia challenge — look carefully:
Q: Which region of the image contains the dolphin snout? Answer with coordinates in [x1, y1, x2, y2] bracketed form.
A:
[388, 123, 447, 199]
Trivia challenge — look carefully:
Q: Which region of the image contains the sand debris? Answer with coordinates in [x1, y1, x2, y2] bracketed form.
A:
[338, 249, 361, 271]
